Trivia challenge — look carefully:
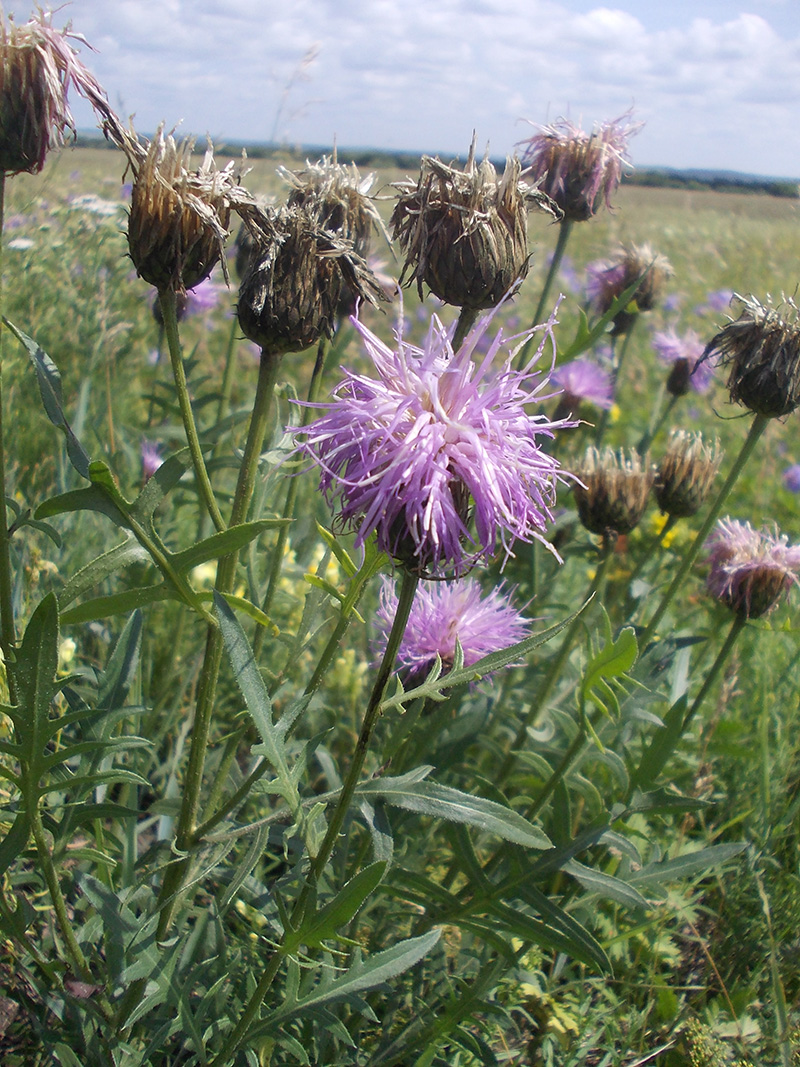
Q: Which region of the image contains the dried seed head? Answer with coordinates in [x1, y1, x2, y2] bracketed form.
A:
[391, 137, 557, 310]
[280, 155, 390, 259]
[0, 10, 114, 175]
[587, 243, 673, 335]
[237, 204, 385, 354]
[517, 113, 641, 222]
[104, 116, 275, 295]
[702, 294, 800, 417]
[655, 430, 722, 518]
[573, 446, 654, 536]
[706, 517, 800, 619]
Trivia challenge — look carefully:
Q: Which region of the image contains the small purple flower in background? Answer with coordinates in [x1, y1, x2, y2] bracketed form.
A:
[652, 327, 714, 395]
[375, 576, 531, 682]
[783, 464, 800, 492]
[141, 439, 163, 482]
[706, 516, 800, 619]
[696, 288, 734, 316]
[551, 358, 613, 413]
[296, 307, 577, 575]
[518, 113, 640, 222]
[120, 181, 132, 200]
[185, 275, 226, 317]
[662, 292, 683, 313]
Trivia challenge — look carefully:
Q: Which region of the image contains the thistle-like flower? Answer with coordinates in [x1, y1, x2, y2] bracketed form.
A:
[375, 576, 531, 682]
[783, 464, 800, 492]
[105, 117, 274, 295]
[140, 439, 164, 483]
[573, 447, 653, 536]
[652, 327, 714, 396]
[295, 307, 576, 575]
[237, 203, 384, 353]
[702, 295, 800, 417]
[280, 155, 390, 258]
[551, 357, 613, 416]
[391, 137, 557, 311]
[586, 244, 673, 335]
[0, 10, 114, 175]
[518, 113, 640, 222]
[655, 431, 722, 518]
[706, 517, 800, 619]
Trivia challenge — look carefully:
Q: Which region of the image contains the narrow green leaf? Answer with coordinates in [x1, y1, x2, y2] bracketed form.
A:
[263, 930, 441, 1027]
[629, 842, 747, 887]
[489, 898, 610, 971]
[515, 885, 611, 971]
[563, 859, 649, 912]
[0, 812, 31, 878]
[60, 585, 173, 626]
[129, 450, 193, 521]
[57, 537, 149, 609]
[3, 319, 91, 478]
[171, 520, 288, 574]
[357, 777, 552, 849]
[14, 594, 59, 769]
[632, 696, 687, 789]
[99, 610, 142, 712]
[298, 862, 387, 949]
[36, 485, 128, 528]
[582, 626, 638, 700]
[214, 592, 298, 807]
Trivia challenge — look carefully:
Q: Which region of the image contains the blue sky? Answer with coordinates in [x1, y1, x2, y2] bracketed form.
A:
[16, 0, 800, 177]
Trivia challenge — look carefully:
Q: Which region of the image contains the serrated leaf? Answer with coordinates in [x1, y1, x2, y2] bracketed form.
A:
[357, 777, 551, 849]
[3, 319, 91, 478]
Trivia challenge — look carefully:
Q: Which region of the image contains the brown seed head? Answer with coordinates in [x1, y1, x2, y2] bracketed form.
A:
[0, 10, 114, 175]
[702, 294, 800, 417]
[573, 446, 654, 536]
[237, 203, 386, 354]
[390, 137, 558, 310]
[655, 430, 722, 518]
[280, 154, 390, 259]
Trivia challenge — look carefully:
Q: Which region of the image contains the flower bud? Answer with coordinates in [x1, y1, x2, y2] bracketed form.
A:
[573, 447, 653, 536]
[391, 137, 557, 310]
[654, 431, 722, 518]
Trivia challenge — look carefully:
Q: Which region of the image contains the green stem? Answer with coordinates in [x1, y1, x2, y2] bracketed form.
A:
[624, 514, 677, 595]
[637, 389, 677, 456]
[496, 540, 613, 786]
[681, 613, 746, 733]
[255, 338, 326, 653]
[155, 348, 282, 940]
[451, 307, 478, 354]
[0, 171, 17, 705]
[160, 289, 226, 534]
[640, 412, 769, 646]
[214, 569, 419, 1066]
[515, 217, 573, 373]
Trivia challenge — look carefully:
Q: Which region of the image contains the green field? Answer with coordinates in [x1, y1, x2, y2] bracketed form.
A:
[1, 144, 799, 1066]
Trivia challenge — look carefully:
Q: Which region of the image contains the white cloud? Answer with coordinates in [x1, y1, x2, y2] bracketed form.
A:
[9, 0, 800, 174]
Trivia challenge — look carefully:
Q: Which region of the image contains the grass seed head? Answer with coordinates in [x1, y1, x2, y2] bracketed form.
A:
[0, 9, 114, 175]
[391, 136, 558, 310]
[703, 294, 800, 417]
[573, 446, 654, 536]
[655, 430, 722, 518]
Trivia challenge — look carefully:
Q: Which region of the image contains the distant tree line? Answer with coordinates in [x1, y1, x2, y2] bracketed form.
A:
[76, 134, 799, 200]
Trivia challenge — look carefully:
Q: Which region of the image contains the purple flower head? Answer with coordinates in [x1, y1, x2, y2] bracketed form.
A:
[375, 576, 531, 682]
[518, 113, 641, 222]
[706, 517, 800, 619]
[140, 439, 163, 482]
[783, 464, 800, 492]
[295, 306, 577, 575]
[696, 288, 734, 316]
[652, 327, 714, 395]
[551, 358, 613, 411]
